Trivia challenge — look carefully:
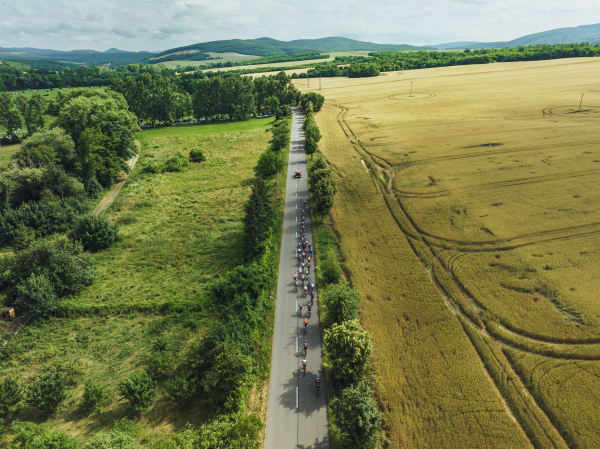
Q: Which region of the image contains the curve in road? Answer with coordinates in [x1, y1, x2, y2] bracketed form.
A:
[265, 107, 330, 449]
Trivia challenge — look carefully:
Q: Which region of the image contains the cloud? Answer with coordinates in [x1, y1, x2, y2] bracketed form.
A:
[0, 0, 598, 51]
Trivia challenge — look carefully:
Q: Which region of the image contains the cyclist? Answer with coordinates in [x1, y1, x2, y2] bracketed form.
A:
[308, 277, 311, 285]
[308, 263, 311, 272]
[311, 292, 315, 303]
[295, 280, 298, 291]
[301, 274, 305, 284]
[298, 303, 303, 315]
[303, 200, 306, 208]
[304, 285, 308, 296]
[303, 341, 308, 356]
[307, 256, 311, 263]
[304, 319, 308, 331]
[302, 358, 307, 373]
[301, 262, 305, 269]
[315, 377, 321, 393]
[310, 247, 313, 255]
[308, 304, 312, 317]
[311, 283, 315, 292]
[294, 274, 297, 281]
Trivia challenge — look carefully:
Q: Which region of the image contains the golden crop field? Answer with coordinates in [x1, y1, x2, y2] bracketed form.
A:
[303, 57, 600, 448]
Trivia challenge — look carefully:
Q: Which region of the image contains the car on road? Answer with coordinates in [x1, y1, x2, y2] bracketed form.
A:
[294, 170, 302, 178]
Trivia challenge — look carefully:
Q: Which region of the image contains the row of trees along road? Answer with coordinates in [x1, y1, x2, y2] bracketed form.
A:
[303, 100, 383, 448]
[111, 71, 301, 124]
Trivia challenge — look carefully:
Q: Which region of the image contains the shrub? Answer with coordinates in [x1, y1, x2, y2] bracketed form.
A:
[324, 319, 373, 387]
[331, 380, 382, 449]
[318, 249, 342, 285]
[83, 430, 136, 449]
[0, 375, 22, 414]
[118, 372, 156, 412]
[164, 151, 190, 172]
[69, 214, 118, 252]
[12, 224, 35, 251]
[9, 237, 95, 300]
[25, 370, 66, 412]
[146, 352, 173, 381]
[199, 413, 262, 449]
[10, 421, 78, 449]
[189, 148, 206, 163]
[82, 380, 108, 412]
[164, 374, 199, 406]
[15, 127, 77, 170]
[17, 273, 59, 318]
[321, 282, 360, 327]
[152, 337, 168, 352]
[142, 162, 160, 174]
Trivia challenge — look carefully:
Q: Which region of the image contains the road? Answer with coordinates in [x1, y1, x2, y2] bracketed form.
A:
[265, 108, 330, 449]
[94, 154, 139, 216]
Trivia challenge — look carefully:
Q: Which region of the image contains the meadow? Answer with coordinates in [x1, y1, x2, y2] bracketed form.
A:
[0, 118, 274, 445]
[306, 57, 600, 448]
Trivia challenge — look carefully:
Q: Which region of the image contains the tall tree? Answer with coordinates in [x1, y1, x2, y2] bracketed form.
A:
[0, 92, 22, 137]
[15, 93, 45, 136]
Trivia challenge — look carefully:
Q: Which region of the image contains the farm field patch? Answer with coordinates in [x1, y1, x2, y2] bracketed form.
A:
[306, 57, 600, 448]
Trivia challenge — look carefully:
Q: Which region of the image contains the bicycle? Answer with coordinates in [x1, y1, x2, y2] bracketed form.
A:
[304, 320, 308, 334]
[302, 359, 307, 376]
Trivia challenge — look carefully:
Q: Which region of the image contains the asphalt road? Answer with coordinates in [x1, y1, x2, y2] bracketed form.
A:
[265, 108, 330, 449]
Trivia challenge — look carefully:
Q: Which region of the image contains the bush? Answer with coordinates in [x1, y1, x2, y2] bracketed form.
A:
[82, 380, 108, 412]
[189, 148, 206, 163]
[164, 374, 199, 406]
[83, 430, 136, 449]
[12, 224, 35, 251]
[199, 413, 262, 449]
[69, 214, 118, 252]
[118, 372, 156, 412]
[146, 352, 173, 381]
[321, 282, 360, 327]
[331, 380, 382, 449]
[14, 127, 77, 170]
[164, 151, 190, 172]
[142, 162, 160, 174]
[25, 370, 66, 412]
[324, 319, 373, 387]
[10, 421, 78, 449]
[318, 249, 342, 285]
[17, 273, 59, 318]
[0, 375, 22, 414]
[9, 237, 95, 298]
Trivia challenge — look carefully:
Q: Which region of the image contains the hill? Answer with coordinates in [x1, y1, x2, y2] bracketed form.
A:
[438, 23, 600, 49]
[0, 47, 156, 66]
[149, 37, 435, 63]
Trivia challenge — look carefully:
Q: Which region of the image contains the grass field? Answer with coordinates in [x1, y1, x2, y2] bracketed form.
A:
[307, 57, 600, 448]
[157, 52, 262, 68]
[0, 118, 275, 445]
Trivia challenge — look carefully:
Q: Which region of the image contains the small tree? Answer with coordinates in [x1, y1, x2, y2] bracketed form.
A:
[309, 157, 328, 174]
[18, 273, 59, 318]
[118, 372, 156, 412]
[165, 374, 199, 406]
[25, 370, 66, 412]
[164, 151, 190, 172]
[305, 124, 321, 143]
[321, 282, 360, 327]
[81, 380, 108, 412]
[254, 150, 283, 179]
[304, 137, 318, 159]
[312, 175, 337, 219]
[146, 352, 173, 381]
[0, 375, 23, 414]
[331, 380, 382, 449]
[69, 214, 118, 253]
[324, 319, 373, 387]
[318, 250, 342, 285]
[264, 96, 280, 115]
[189, 147, 206, 163]
[84, 430, 136, 449]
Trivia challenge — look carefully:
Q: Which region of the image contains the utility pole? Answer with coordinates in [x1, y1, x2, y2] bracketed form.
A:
[579, 93, 585, 112]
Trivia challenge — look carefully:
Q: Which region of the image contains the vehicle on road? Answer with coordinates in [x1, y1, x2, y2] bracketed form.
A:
[294, 170, 302, 178]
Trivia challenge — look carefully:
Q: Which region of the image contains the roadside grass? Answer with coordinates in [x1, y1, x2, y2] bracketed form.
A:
[0, 118, 275, 444]
[0, 143, 20, 168]
[309, 57, 600, 447]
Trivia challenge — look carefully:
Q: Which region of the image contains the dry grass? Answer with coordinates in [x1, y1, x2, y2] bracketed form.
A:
[307, 57, 600, 448]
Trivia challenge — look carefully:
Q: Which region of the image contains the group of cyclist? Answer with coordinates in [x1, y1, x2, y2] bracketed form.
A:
[296, 200, 321, 394]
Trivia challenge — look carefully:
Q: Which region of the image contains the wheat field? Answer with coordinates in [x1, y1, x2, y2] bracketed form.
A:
[303, 57, 600, 448]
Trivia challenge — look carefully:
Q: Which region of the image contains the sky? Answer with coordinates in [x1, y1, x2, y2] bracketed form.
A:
[0, 0, 599, 52]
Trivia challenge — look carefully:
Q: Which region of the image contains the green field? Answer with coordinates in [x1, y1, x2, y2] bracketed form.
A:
[0, 118, 274, 445]
[311, 57, 600, 448]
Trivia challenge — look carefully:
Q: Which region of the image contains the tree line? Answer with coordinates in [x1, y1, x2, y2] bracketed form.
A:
[303, 115, 383, 447]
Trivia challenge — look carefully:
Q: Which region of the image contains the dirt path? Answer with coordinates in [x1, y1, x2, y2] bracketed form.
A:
[94, 154, 139, 217]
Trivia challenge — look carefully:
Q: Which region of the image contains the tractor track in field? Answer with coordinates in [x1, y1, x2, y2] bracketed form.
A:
[94, 154, 139, 217]
[334, 104, 584, 449]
